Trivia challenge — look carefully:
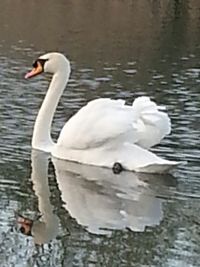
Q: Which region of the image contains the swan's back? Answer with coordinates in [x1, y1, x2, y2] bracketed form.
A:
[56, 96, 170, 150]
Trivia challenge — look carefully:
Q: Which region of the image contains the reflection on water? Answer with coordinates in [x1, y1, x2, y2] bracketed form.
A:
[15, 150, 176, 266]
[18, 151, 170, 241]
[54, 157, 167, 235]
[0, 0, 200, 266]
[17, 151, 59, 245]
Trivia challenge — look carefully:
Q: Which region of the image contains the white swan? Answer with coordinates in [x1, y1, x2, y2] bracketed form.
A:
[25, 52, 178, 173]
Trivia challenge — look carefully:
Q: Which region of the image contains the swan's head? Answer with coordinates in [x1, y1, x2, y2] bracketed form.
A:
[25, 52, 70, 79]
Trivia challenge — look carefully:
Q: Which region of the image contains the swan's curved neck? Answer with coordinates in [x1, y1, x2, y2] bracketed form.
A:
[32, 69, 70, 152]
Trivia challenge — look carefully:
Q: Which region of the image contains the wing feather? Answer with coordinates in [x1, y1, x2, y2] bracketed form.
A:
[57, 97, 171, 150]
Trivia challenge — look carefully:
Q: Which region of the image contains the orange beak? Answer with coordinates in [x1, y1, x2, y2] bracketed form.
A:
[25, 61, 43, 79]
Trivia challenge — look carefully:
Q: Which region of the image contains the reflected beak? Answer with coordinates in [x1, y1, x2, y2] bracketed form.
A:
[17, 216, 33, 236]
[25, 61, 43, 79]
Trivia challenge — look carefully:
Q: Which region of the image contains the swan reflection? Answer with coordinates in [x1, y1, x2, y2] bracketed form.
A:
[52, 156, 174, 235]
[17, 151, 59, 245]
[18, 151, 175, 241]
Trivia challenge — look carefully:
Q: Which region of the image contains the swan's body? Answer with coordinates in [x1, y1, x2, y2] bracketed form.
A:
[26, 52, 178, 173]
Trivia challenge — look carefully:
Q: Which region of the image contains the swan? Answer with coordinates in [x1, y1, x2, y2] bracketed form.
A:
[25, 52, 178, 173]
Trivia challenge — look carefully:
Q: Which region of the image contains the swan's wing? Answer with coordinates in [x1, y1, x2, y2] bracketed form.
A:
[57, 97, 171, 150]
[131, 96, 171, 148]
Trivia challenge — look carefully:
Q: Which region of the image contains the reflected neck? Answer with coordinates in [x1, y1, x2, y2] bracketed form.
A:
[32, 69, 70, 152]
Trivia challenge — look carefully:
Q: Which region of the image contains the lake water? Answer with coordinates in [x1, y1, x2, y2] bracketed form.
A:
[0, 1, 200, 266]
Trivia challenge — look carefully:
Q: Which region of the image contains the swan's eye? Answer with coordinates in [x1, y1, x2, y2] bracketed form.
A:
[32, 61, 38, 68]
[32, 59, 48, 69]
[38, 59, 48, 66]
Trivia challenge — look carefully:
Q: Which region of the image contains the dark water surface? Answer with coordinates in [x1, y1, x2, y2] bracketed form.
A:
[0, 1, 200, 266]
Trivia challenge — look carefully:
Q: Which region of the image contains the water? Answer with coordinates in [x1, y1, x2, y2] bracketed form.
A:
[0, 1, 200, 266]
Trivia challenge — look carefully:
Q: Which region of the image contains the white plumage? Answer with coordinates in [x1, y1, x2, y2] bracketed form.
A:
[58, 97, 170, 150]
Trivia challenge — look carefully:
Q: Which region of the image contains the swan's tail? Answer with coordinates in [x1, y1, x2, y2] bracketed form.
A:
[132, 97, 171, 149]
[117, 143, 178, 174]
[135, 161, 178, 173]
